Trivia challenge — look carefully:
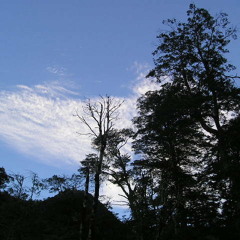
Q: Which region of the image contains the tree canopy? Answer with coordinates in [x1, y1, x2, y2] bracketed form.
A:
[133, 4, 240, 239]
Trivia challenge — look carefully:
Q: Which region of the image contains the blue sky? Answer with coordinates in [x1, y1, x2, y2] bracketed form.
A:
[0, 0, 239, 215]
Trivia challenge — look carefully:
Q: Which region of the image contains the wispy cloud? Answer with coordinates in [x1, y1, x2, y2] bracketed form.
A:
[130, 61, 150, 75]
[130, 61, 160, 96]
[0, 65, 159, 205]
[0, 82, 137, 167]
[0, 85, 82, 166]
[46, 66, 67, 77]
[0, 63, 160, 167]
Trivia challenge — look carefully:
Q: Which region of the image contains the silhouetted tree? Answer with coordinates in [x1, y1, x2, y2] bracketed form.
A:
[28, 171, 45, 200]
[76, 96, 123, 240]
[68, 173, 84, 191]
[79, 154, 98, 240]
[0, 167, 12, 191]
[8, 173, 28, 200]
[134, 4, 240, 239]
[45, 174, 68, 193]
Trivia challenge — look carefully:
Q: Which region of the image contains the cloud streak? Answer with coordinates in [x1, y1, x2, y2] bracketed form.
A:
[0, 85, 82, 165]
[46, 66, 68, 77]
[0, 65, 160, 205]
[0, 78, 152, 166]
[0, 63, 161, 167]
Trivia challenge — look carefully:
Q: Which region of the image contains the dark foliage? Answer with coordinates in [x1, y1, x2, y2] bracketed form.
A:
[0, 190, 133, 240]
[133, 4, 240, 240]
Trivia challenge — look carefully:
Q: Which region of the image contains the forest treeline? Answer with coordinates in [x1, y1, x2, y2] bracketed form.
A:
[0, 182, 131, 240]
[1, 4, 240, 240]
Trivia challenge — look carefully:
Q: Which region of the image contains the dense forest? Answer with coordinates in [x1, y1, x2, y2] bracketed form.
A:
[1, 4, 240, 240]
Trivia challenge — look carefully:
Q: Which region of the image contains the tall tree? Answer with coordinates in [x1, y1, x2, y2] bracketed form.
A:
[76, 96, 123, 240]
[134, 4, 240, 238]
[103, 129, 142, 238]
[133, 84, 208, 238]
[105, 129, 160, 240]
[79, 153, 98, 240]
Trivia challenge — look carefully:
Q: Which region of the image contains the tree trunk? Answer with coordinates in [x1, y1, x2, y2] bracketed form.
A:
[80, 167, 90, 240]
[89, 146, 105, 240]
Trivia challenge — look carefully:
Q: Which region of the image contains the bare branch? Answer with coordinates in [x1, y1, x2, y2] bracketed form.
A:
[74, 111, 98, 137]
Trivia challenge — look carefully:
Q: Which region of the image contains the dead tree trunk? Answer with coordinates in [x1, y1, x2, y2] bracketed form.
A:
[76, 96, 123, 240]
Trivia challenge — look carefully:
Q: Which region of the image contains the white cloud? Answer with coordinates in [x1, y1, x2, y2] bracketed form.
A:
[129, 61, 160, 96]
[0, 64, 160, 166]
[0, 82, 139, 167]
[0, 86, 84, 166]
[0, 65, 160, 206]
[46, 66, 67, 77]
[132, 78, 160, 96]
[131, 61, 150, 75]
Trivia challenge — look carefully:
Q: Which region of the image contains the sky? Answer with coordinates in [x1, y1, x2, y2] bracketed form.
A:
[0, 0, 239, 216]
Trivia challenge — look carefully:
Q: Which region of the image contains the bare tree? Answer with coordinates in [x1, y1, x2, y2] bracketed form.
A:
[8, 173, 28, 200]
[76, 95, 123, 240]
[28, 171, 45, 200]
